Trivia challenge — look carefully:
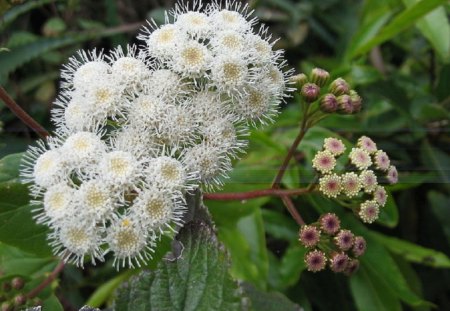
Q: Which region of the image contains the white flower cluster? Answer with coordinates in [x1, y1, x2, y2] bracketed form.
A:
[21, 1, 290, 268]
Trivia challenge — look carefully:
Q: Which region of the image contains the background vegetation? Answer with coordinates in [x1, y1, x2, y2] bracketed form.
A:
[0, 0, 449, 310]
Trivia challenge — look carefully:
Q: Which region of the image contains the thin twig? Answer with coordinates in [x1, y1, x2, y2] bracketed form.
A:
[271, 110, 309, 189]
[0, 86, 49, 139]
[203, 187, 311, 201]
[26, 261, 65, 299]
[280, 195, 305, 226]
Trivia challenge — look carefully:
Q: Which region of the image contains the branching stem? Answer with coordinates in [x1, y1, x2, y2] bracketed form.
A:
[26, 261, 65, 299]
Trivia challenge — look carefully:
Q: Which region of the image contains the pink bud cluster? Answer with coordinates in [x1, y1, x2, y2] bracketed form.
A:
[298, 213, 366, 275]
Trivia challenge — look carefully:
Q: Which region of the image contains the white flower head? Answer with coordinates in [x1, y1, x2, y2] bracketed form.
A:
[131, 187, 186, 233]
[349, 147, 372, 170]
[146, 156, 191, 191]
[127, 93, 169, 129]
[50, 220, 104, 267]
[32, 148, 67, 188]
[158, 103, 199, 147]
[111, 125, 159, 159]
[144, 24, 186, 59]
[175, 11, 212, 38]
[210, 55, 250, 92]
[234, 85, 278, 126]
[62, 131, 106, 166]
[359, 170, 378, 193]
[40, 183, 76, 226]
[98, 151, 141, 187]
[183, 143, 232, 188]
[210, 9, 252, 33]
[149, 69, 188, 100]
[210, 30, 246, 54]
[76, 180, 117, 222]
[171, 40, 211, 77]
[105, 217, 155, 269]
[245, 33, 273, 64]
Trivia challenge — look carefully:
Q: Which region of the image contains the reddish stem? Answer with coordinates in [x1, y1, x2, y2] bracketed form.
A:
[203, 187, 310, 201]
[281, 195, 305, 226]
[26, 261, 65, 299]
[0, 86, 49, 139]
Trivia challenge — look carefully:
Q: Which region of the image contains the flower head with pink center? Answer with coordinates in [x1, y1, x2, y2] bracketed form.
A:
[312, 150, 336, 174]
[386, 165, 398, 184]
[357, 136, 377, 154]
[319, 174, 342, 198]
[359, 200, 379, 223]
[323, 137, 346, 156]
[304, 250, 327, 272]
[299, 225, 321, 248]
[373, 186, 387, 207]
[319, 213, 340, 235]
[334, 229, 354, 251]
[374, 150, 390, 171]
[360, 170, 378, 193]
[329, 252, 349, 273]
[353, 236, 366, 257]
[344, 259, 360, 276]
[341, 172, 362, 198]
[349, 147, 372, 170]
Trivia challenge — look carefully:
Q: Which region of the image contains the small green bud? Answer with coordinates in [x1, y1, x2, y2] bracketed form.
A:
[11, 277, 24, 290]
[337, 95, 353, 114]
[319, 94, 338, 113]
[310, 68, 330, 87]
[329, 78, 350, 96]
[290, 73, 308, 89]
[301, 83, 320, 103]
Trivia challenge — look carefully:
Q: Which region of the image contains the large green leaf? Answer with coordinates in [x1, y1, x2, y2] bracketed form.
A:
[112, 222, 246, 311]
[401, 0, 450, 62]
[350, 0, 448, 57]
[0, 152, 23, 183]
[242, 282, 301, 311]
[420, 140, 450, 187]
[0, 0, 55, 31]
[428, 191, 450, 246]
[370, 231, 450, 268]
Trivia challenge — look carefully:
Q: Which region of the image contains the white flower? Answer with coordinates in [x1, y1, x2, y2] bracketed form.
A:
[145, 24, 185, 59]
[210, 55, 250, 92]
[158, 103, 199, 147]
[149, 69, 187, 100]
[359, 170, 378, 193]
[51, 220, 104, 267]
[234, 85, 278, 125]
[146, 156, 190, 191]
[62, 132, 106, 166]
[98, 151, 141, 187]
[210, 9, 251, 33]
[41, 183, 75, 226]
[32, 149, 67, 188]
[183, 143, 232, 188]
[171, 40, 211, 76]
[349, 147, 372, 170]
[76, 180, 116, 222]
[245, 33, 273, 64]
[130, 187, 185, 232]
[175, 11, 212, 38]
[210, 30, 246, 54]
[105, 217, 155, 269]
[192, 90, 229, 123]
[111, 125, 158, 159]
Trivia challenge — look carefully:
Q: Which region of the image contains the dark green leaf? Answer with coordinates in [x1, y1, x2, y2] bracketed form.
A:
[0, 152, 23, 183]
[112, 222, 246, 311]
[420, 140, 450, 187]
[428, 191, 450, 246]
[242, 282, 301, 311]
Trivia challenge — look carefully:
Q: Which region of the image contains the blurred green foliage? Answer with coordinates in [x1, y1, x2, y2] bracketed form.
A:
[0, 0, 449, 310]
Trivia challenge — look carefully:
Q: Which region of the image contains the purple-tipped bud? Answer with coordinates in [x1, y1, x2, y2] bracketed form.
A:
[290, 73, 308, 89]
[319, 94, 338, 113]
[305, 250, 327, 272]
[334, 229, 354, 251]
[349, 90, 362, 113]
[329, 252, 350, 273]
[353, 236, 366, 257]
[301, 83, 320, 103]
[329, 78, 350, 96]
[11, 277, 24, 290]
[344, 259, 360, 276]
[310, 68, 330, 87]
[337, 95, 353, 114]
[299, 225, 321, 248]
[319, 213, 341, 235]
[13, 295, 26, 306]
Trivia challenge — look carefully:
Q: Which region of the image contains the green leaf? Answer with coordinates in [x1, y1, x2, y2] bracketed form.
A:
[0, 0, 55, 31]
[112, 222, 246, 311]
[420, 140, 450, 187]
[42, 294, 64, 311]
[0, 152, 23, 183]
[370, 231, 450, 268]
[428, 191, 450, 246]
[242, 282, 301, 311]
[350, 264, 402, 311]
[351, 0, 448, 57]
[376, 189, 399, 228]
[401, 0, 450, 62]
